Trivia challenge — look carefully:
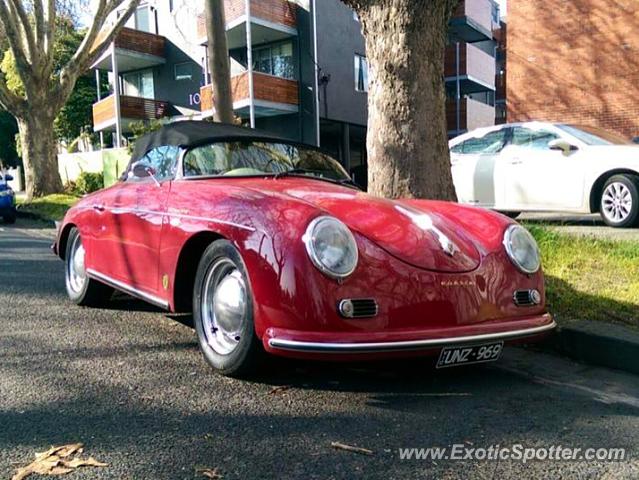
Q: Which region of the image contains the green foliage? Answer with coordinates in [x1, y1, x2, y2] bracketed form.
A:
[1, 17, 100, 143]
[128, 120, 165, 154]
[526, 225, 639, 328]
[0, 110, 19, 167]
[74, 171, 103, 194]
[18, 193, 79, 222]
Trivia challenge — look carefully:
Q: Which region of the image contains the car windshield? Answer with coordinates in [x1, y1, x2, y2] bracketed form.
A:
[556, 125, 632, 146]
[183, 141, 352, 183]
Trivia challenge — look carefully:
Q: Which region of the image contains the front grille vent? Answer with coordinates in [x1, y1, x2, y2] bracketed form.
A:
[338, 298, 379, 318]
[513, 289, 541, 307]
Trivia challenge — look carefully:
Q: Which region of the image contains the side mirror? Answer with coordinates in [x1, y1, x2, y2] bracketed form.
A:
[4, 174, 13, 181]
[131, 161, 156, 179]
[548, 139, 578, 155]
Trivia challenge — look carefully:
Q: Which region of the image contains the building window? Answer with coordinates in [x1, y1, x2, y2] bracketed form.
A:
[353, 11, 359, 22]
[252, 42, 295, 80]
[354, 54, 368, 92]
[175, 62, 193, 81]
[123, 69, 155, 99]
[135, 5, 151, 33]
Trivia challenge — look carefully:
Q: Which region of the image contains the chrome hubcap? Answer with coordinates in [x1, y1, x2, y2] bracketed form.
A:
[67, 235, 87, 293]
[201, 259, 247, 355]
[602, 182, 633, 223]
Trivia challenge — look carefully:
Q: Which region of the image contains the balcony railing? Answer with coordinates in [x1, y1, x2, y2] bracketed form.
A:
[94, 27, 165, 58]
[93, 95, 169, 130]
[445, 42, 496, 91]
[197, 0, 297, 39]
[447, 97, 495, 133]
[450, 0, 494, 42]
[200, 71, 298, 113]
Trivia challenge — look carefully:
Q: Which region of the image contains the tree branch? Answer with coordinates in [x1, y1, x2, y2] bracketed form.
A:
[6, 0, 38, 63]
[55, 0, 140, 109]
[0, 71, 26, 117]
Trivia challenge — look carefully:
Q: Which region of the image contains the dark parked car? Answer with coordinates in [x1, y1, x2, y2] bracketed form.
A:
[0, 173, 16, 224]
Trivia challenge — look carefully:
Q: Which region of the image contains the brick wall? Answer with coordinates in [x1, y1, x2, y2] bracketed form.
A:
[507, 0, 639, 138]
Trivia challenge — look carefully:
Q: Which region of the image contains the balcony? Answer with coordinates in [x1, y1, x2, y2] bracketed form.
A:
[447, 97, 495, 135]
[445, 42, 496, 92]
[93, 95, 170, 132]
[197, 0, 297, 48]
[92, 27, 166, 73]
[200, 71, 298, 118]
[449, 0, 493, 43]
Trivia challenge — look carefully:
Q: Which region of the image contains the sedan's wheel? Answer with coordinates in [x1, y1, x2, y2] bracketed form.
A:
[600, 175, 639, 228]
[65, 227, 113, 306]
[3, 211, 16, 224]
[193, 239, 261, 376]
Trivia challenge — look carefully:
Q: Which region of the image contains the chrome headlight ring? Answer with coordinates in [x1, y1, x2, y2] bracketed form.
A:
[303, 216, 359, 280]
[503, 224, 541, 274]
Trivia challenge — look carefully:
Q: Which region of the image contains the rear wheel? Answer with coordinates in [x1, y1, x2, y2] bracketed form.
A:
[599, 175, 639, 228]
[193, 239, 262, 377]
[65, 227, 113, 306]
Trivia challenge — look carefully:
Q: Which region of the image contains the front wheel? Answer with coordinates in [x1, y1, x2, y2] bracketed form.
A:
[3, 210, 16, 224]
[599, 175, 639, 228]
[497, 211, 521, 219]
[65, 227, 113, 306]
[193, 240, 262, 377]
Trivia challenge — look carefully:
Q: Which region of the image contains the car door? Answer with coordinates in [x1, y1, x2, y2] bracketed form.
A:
[500, 126, 584, 210]
[451, 128, 510, 207]
[93, 146, 179, 298]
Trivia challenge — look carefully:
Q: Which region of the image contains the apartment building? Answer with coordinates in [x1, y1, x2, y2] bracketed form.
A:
[91, 0, 500, 179]
[508, 0, 639, 138]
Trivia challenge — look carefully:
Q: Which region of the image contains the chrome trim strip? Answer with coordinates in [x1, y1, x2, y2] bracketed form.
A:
[268, 320, 557, 353]
[98, 206, 256, 232]
[86, 268, 169, 309]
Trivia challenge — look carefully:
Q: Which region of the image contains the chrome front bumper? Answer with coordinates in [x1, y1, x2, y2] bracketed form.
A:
[267, 320, 557, 354]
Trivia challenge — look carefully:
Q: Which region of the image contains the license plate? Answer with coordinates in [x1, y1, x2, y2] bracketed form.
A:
[436, 341, 504, 368]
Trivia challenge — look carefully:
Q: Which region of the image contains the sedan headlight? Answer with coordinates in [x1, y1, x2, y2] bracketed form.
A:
[303, 216, 358, 280]
[503, 225, 540, 274]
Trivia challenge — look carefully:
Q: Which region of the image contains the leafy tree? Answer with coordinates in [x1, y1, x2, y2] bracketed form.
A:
[0, 109, 19, 167]
[0, 0, 141, 200]
[341, 0, 458, 200]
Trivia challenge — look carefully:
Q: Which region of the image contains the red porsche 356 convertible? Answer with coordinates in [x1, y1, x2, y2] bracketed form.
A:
[53, 121, 555, 376]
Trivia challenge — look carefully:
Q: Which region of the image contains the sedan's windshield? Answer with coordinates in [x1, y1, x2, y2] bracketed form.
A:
[557, 125, 632, 146]
[183, 141, 352, 183]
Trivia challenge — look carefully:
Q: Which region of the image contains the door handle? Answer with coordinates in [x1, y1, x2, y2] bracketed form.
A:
[509, 158, 523, 165]
[92, 204, 105, 212]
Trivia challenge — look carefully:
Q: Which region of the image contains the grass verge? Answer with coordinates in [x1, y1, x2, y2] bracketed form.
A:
[527, 225, 639, 329]
[16, 194, 79, 222]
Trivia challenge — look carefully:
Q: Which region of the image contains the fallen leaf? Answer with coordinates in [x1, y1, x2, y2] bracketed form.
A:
[330, 442, 374, 456]
[12, 443, 107, 480]
[197, 467, 223, 479]
[268, 385, 291, 395]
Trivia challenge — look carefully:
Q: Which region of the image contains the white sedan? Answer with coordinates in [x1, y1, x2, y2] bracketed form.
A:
[450, 122, 639, 228]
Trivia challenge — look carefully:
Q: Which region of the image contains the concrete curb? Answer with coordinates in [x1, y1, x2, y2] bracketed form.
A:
[540, 320, 639, 376]
[15, 208, 56, 227]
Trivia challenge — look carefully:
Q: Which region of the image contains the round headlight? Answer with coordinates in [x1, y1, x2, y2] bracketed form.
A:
[303, 216, 358, 279]
[503, 225, 541, 274]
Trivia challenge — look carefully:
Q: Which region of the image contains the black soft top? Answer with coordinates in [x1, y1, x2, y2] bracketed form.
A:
[131, 120, 293, 162]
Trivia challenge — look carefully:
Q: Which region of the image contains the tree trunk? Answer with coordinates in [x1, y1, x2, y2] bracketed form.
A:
[205, 0, 235, 123]
[358, 0, 457, 201]
[18, 111, 63, 200]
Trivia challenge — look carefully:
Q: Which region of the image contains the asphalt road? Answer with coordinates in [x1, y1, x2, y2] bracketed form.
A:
[1, 220, 638, 480]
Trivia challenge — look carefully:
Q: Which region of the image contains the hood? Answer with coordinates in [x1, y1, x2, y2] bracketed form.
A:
[245, 179, 482, 273]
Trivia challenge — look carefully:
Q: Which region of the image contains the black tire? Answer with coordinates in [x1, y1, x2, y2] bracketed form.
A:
[65, 227, 113, 306]
[498, 211, 521, 219]
[193, 239, 262, 377]
[599, 174, 639, 228]
[3, 210, 16, 224]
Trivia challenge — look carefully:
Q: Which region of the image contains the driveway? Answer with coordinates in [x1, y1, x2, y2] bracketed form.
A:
[1, 221, 638, 479]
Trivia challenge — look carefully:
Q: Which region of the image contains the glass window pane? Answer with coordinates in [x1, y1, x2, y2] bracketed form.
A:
[512, 127, 559, 150]
[135, 6, 150, 32]
[354, 55, 368, 92]
[175, 63, 192, 81]
[137, 146, 179, 181]
[460, 130, 507, 154]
